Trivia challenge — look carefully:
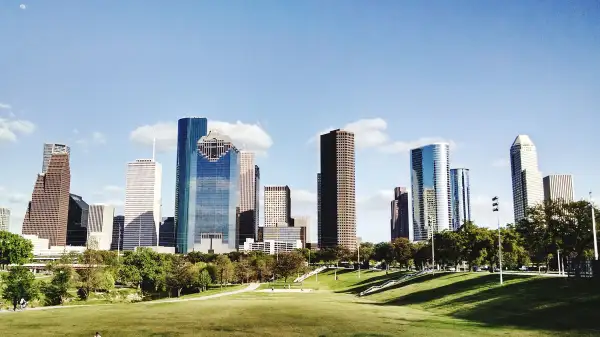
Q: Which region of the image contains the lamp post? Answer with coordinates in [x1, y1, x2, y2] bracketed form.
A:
[492, 196, 503, 285]
[428, 218, 435, 275]
[357, 242, 361, 279]
[590, 192, 599, 261]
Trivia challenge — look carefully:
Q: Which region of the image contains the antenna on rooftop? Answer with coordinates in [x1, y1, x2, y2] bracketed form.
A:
[152, 138, 156, 161]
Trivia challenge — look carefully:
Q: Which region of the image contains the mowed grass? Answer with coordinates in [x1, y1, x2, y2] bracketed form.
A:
[1, 270, 598, 336]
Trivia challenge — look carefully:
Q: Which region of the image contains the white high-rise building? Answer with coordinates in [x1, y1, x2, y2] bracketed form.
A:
[42, 143, 70, 174]
[87, 204, 115, 250]
[410, 143, 451, 241]
[239, 151, 258, 242]
[510, 135, 544, 222]
[123, 159, 162, 250]
[543, 174, 574, 203]
[264, 186, 291, 227]
[0, 207, 10, 231]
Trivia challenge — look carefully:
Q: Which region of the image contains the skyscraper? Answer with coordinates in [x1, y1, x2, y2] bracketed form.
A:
[159, 217, 175, 248]
[0, 208, 10, 231]
[175, 117, 208, 253]
[22, 152, 71, 246]
[123, 159, 162, 250]
[450, 168, 471, 230]
[254, 165, 260, 237]
[391, 187, 410, 240]
[66, 194, 89, 246]
[264, 186, 291, 227]
[292, 216, 311, 244]
[238, 151, 258, 247]
[510, 135, 543, 222]
[42, 143, 70, 174]
[87, 204, 115, 250]
[543, 174, 574, 203]
[111, 215, 124, 251]
[317, 173, 321, 246]
[319, 129, 356, 250]
[181, 130, 240, 254]
[410, 143, 451, 242]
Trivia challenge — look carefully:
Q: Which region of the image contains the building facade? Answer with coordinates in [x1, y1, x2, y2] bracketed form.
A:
[238, 151, 258, 247]
[0, 207, 10, 231]
[87, 204, 115, 250]
[159, 216, 175, 248]
[42, 143, 70, 174]
[510, 135, 544, 222]
[66, 194, 89, 246]
[22, 153, 71, 247]
[242, 238, 303, 255]
[264, 186, 291, 227]
[391, 187, 410, 240]
[319, 129, 356, 250]
[543, 174, 574, 203]
[180, 130, 239, 254]
[292, 216, 311, 244]
[123, 159, 162, 250]
[259, 225, 306, 247]
[317, 173, 322, 246]
[111, 215, 124, 251]
[175, 117, 208, 253]
[450, 168, 471, 230]
[410, 143, 451, 242]
[255, 165, 260, 238]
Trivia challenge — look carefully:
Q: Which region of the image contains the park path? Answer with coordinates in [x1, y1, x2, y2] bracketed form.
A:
[0, 283, 260, 313]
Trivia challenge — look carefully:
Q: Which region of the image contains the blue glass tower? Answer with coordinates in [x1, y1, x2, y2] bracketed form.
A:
[450, 168, 471, 230]
[175, 117, 208, 253]
[187, 130, 239, 253]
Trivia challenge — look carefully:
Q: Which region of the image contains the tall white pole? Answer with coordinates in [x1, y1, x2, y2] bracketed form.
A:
[430, 218, 435, 275]
[590, 191, 598, 260]
[357, 243, 361, 279]
[498, 216, 503, 285]
[557, 249, 561, 275]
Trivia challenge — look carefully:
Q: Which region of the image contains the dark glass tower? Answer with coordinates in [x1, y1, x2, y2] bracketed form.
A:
[175, 117, 208, 253]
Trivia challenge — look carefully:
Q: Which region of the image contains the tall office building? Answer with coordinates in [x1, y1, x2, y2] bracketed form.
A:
[22, 152, 71, 247]
[159, 216, 175, 248]
[319, 129, 356, 250]
[543, 174, 574, 203]
[180, 130, 239, 254]
[255, 165, 260, 237]
[410, 143, 451, 242]
[264, 186, 291, 227]
[450, 168, 471, 230]
[87, 204, 115, 250]
[238, 151, 258, 247]
[175, 117, 208, 253]
[66, 194, 89, 246]
[293, 216, 311, 244]
[391, 187, 410, 240]
[317, 173, 321, 246]
[0, 207, 10, 231]
[111, 215, 124, 251]
[123, 159, 162, 250]
[42, 143, 70, 174]
[510, 135, 543, 222]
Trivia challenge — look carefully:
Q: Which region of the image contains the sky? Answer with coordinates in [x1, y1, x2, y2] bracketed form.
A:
[0, 1, 599, 243]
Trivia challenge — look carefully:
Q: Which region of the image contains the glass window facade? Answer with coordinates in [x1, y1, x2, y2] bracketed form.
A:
[175, 117, 208, 253]
[185, 131, 239, 253]
[450, 168, 471, 230]
[410, 143, 451, 242]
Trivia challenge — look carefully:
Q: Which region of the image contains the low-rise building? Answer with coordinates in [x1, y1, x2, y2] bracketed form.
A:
[242, 238, 302, 255]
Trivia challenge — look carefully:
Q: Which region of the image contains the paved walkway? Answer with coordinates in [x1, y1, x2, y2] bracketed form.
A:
[0, 283, 260, 313]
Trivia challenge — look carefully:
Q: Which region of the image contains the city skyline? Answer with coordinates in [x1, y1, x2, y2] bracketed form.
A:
[2, 2, 599, 243]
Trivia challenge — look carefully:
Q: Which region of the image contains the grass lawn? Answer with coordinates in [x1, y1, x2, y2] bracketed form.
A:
[0, 271, 598, 336]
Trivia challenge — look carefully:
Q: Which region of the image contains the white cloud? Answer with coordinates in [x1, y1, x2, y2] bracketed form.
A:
[7, 193, 29, 204]
[72, 129, 80, 135]
[130, 120, 273, 155]
[470, 194, 514, 227]
[358, 190, 393, 210]
[491, 158, 510, 168]
[309, 118, 457, 153]
[75, 131, 108, 147]
[19, 4, 27, 10]
[102, 185, 123, 193]
[91, 132, 107, 144]
[292, 189, 317, 204]
[0, 103, 12, 109]
[0, 117, 36, 143]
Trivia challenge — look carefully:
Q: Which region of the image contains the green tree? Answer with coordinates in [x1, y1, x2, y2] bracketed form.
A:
[77, 249, 114, 300]
[166, 255, 195, 297]
[195, 268, 212, 292]
[274, 251, 306, 283]
[391, 237, 413, 268]
[0, 231, 34, 269]
[373, 242, 394, 272]
[358, 242, 375, 267]
[118, 248, 170, 294]
[42, 265, 76, 305]
[1, 266, 39, 311]
[234, 258, 254, 283]
[215, 255, 234, 287]
[412, 241, 431, 269]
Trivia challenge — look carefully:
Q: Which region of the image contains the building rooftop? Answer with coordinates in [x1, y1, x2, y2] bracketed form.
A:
[199, 129, 234, 145]
[512, 135, 535, 147]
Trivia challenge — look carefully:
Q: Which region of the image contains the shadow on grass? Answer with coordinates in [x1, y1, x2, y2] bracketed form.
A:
[340, 272, 447, 295]
[374, 273, 600, 333]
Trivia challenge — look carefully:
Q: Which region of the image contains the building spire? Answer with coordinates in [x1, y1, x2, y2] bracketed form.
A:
[152, 138, 156, 162]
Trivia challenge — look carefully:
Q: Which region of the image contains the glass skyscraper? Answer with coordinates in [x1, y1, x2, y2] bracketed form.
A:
[410, 143, 451, 242]
[450, 168, 471, 230]
[175, 117, 208, 253]
[184, 130, 240, 254]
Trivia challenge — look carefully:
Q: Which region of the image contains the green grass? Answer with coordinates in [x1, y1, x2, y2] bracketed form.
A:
[0, 271, 598, 336]
[259, 269, 404, 291]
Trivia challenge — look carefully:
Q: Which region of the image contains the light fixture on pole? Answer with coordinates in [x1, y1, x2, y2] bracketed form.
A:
[492, 196, 503, 285]
[590, 191, 598, 260]
[428, 218, 435, 275]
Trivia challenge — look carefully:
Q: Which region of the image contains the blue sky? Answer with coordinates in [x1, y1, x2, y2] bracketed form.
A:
[1, 1, 599, 242]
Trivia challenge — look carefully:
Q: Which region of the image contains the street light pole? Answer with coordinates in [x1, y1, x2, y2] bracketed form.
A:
[357, 243, 361, 279]
[492, 196, 503, 285]
[429, 218, 435, 275]
[590, 191, 598, 261]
